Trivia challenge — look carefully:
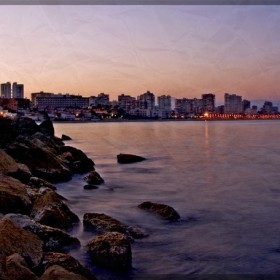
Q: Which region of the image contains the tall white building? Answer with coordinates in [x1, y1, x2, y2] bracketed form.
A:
[224, 93, 243, 114]
[1, 82, 11, 98]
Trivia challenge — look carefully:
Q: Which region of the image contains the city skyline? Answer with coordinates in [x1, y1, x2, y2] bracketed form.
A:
[1, 5, 280, 103]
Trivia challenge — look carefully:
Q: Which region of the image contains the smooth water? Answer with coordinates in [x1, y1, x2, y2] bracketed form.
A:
[54, 120, 280, 279]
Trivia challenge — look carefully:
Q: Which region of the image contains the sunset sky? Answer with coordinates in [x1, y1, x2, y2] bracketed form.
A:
[1, 5, 280, 103]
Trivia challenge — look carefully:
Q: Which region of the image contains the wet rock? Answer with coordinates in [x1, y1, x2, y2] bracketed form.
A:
[87, 232, 132, 270]
[0, 175, 32, 214]
[4, 253, 38, 280]
[83, 213, 147, 239]
[60, 146, 94, 174]
[0, 218, 43, 267]
[28, 177, 56, 190]
[30, 188, 79, 230]
[83, 185, 99, 190]
[6, 135, 72, 183]
[138, 201, 180, 221]
[40, 265, 88, 280]
[6, 214, 80, 252]
[41, 252, 97, 280]
[84, 170, 104, 185]
[39, 119, 54, 137]
[117, 153, 146, 164]
[61, 134, 72, 141]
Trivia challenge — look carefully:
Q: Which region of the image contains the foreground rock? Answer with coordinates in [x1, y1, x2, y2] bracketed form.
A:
[61, 134, 72, 141]
[30, 188, 79, 230]
[28, 177, 56, 190]
[117, 153, 146, 164]
[6, 214, 80, 252]
[0, 218, 43, 268]
[138, 201, 180, 221]
[40, 265, 88, 280]
[87, 232, 132, 270]
[0, 175, 32, 214]
[84, 170, 104, 185]
[1, 253, 38, 280]
[41, 252, 97, 280]
[83, 213, 147, 239]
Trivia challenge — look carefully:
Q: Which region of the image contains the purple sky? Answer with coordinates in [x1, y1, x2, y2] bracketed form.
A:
[1, 5, 280, 103]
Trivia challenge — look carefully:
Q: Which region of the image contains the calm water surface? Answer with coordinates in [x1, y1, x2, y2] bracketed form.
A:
[54, 121, 280, 279]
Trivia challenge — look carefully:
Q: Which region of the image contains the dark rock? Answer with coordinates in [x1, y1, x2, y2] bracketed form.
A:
[138, 201, 180, 221]
[87, 232, 132, 270]
[117, 153, 146, 164]
[60, 146, 94, 174]
[83, 213, 147, 239]
[5, 214, 80, 252]
[83, 185, 99, 190]
[84, 170, 104, 185]
[12, 117, 40, 138]
[41, 252, 97, 280]
[40, 265, 88, 280]
[6, 135, 72, 183]
[39, 119, 54, 137]
[30, 188, 79, 230]
[61, 134, 72, 141]
[0, 218, 43, 267]
[4, 253, 38, 280]
[0, 175, 32, 214]
[28, 177, 56, 190]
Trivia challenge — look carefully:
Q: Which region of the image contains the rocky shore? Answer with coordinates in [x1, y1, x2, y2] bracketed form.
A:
[0, 117, 180, 279]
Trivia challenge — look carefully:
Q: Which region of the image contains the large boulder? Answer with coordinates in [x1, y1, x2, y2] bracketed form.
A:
[87, 232, 132, 270]
[84, 171, 104, 185]
[5, 214, 80, 252]
[2, 253, 38, 280]
[138, 201, 180, 221]
[41, 252, 97, 280]
[30, 188, 79, 230]
[6, 135, 72, 183]
[60, 146, 94, 174]
[83, 213, 147, 239]
[0, 175, 32, 214]
[39, 119, 54, 137]
[0, 218, 43, 267]
[117, 153, 146, 164]
[28, 177, 56, 190]
[40, 265, 88, 280]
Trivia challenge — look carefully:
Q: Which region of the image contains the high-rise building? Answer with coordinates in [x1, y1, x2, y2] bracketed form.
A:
[202, 93, 215, 113]
[12, 82, 24, 99]
[137, 91, 155, 110]
[118, 94, 136, 112]
[242, 99, 251, 112]
[158, 95, 172, 110]
[224, 93, 243, 114]
[1, 82, 11, 98]
[89, 93, 110, 107]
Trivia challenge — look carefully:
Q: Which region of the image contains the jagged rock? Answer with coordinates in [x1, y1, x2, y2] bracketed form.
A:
[60, 146, 94, 174]
[28, 177, 56, 190]
[12, 117, 40, 138]
[117, 153, 146, 164]
[30, 188, 79, 230]
[6, 135, 72, 183]
[0, 175, 32, 214]
[83, 213, 147, 239]
[39, 119, 54, 137]
[83, 185, 99, 190]
[40, 265, 88, 280]
[5, 214, 80, 252]
[61, 134, 72, 141]
[138, 201, 180, 221]
[4, 253, 38, 280]
[87, 232, 132, 270]
[84, 171, 104, 185]
[41, 252, 97, 280]
[0, 218, 43, 267]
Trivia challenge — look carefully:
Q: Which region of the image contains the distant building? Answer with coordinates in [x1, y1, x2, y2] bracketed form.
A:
[118, 94, 136, 112]
[262, 101, 273, 114]
[34, 93, 89, 111]
[202, 93, 215, 113]
[242, 99, 251, 112]
[137, 91, 155, 110]
[12, 82, 24, 98]
[31, 91, 54, 106]
[224, 93, 243, 114]
[1, 82, 11, 99]
[89, 93, 109, 107]
[175, 97, 203, 115]
[158, 95, 172, 118]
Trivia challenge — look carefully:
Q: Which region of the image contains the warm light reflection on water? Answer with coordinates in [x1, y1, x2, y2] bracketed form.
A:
[54, 120, 280, 279]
